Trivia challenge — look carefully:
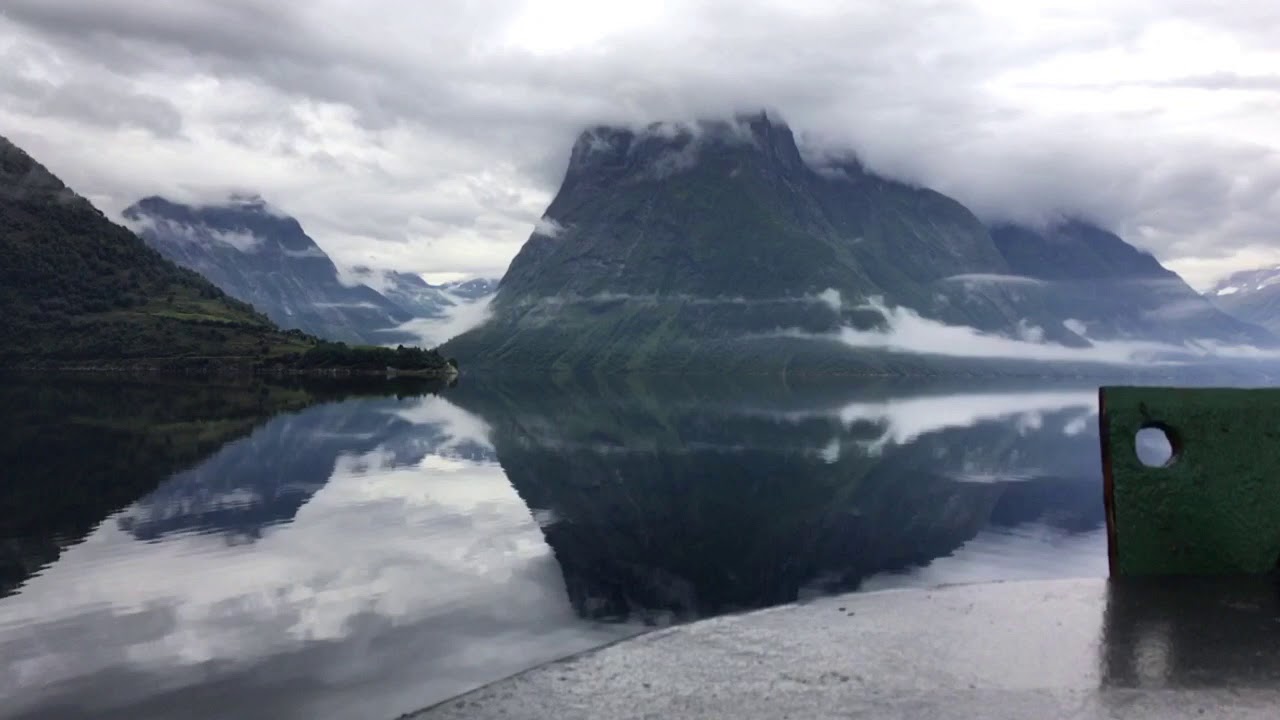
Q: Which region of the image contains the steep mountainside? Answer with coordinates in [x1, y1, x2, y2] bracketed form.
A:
[0, 136, 312, 365]
[984, 221, 1270, 345]
[1208, 266, 1280, 335]
[442, 113, 1272, 372]
[124, 196, 415, 345]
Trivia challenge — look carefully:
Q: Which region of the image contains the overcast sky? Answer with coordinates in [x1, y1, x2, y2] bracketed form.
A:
[2, 0, 1277, 288]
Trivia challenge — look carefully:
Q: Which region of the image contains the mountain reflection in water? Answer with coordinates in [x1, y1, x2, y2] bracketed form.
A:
[0, 374, 1112, 720]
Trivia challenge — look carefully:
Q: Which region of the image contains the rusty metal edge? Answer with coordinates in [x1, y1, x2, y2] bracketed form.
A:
[1098, 387, 1118, 577]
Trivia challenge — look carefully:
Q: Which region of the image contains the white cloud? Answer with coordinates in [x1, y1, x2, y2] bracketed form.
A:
[311, 301, 385, 309]
[211, 230, 263, 252]
[532, 217, 564, 237]
[280, 246, 327, 259]
[124, 214, 265, 252]
[0, 394, 632, 718]
[821, 390, 1096, 453]
[0, 1, 1277, 283]
[396, 293, 495, 347]
[817, 288, 842, 313]
[792, 297, 1280, 365]
[1015, 319, 1046, 343]
[1062, 318, 1088, 336]
[389, 395, 494, 452]
[943, 274, 1048, 287]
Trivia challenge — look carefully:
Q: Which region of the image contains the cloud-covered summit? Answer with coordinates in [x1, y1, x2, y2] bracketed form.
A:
[1, 0, 1277, 288]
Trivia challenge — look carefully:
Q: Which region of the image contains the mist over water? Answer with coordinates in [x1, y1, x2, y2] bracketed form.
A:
[395, 292, 494, 347]
[823, 297, 1280, 366]
[0, 372, 1231, 719]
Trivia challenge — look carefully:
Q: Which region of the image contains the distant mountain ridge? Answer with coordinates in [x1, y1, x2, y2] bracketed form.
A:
[125, 196, 500, 346]
[0, 135, 314, 365]
[1208, 266, 1280, 335]
[442, 112, 1270, 372]
[350, 268, 501, 317]
[0, 135, 457, 376]
[125, 196, 419, 345]
[370, 270, 455, 318]
[982, 221, 1270, 345]
[440, 277, 500, 300]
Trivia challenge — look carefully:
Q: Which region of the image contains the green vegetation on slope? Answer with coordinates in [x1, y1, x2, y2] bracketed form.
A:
[442, 115, 1037, 372]
[0, 136, 452, 375]
[290, 341, 459, 373]
[446, 114, 1274, 372]
[0, 136, 305, 363]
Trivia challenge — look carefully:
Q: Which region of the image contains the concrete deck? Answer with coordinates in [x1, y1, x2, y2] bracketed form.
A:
[408, 577, 1280, 719]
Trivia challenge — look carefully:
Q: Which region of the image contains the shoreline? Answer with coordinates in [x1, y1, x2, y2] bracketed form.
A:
[0, 362, 461, 381]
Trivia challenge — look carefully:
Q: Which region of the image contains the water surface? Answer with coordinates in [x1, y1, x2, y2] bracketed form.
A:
[1, 374, 1120, 718]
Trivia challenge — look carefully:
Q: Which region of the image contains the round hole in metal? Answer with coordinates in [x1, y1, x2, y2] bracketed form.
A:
[1135, 425, 1176, 468]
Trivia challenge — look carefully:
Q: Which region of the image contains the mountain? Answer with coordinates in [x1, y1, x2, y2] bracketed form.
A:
[1207, 266, 1280, 335]
[984, 220, 1271, 345]
[440, 277, 500, 300]
[0, 136, 312, 366]
[124, 196, 418, 345]
[0, 136, 454, 376]
[373, 270, 455, 318]
[350, 270, 500, 316]
[442, 113, 1270, 373]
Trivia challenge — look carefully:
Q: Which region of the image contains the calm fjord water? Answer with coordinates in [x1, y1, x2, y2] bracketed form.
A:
[0, 375, 1114, 719]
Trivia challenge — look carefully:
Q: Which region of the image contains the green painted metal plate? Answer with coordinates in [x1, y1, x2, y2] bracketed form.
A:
[1100, 386, 1280, 576]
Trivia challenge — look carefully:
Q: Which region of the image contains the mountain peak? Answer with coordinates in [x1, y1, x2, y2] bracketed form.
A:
[564, 111, 803, 186]
[1210, 266, 1280, 298]
[127, 193, 283, 221]
[124, 195, 304, 244]
[1208, 265, 1280, 336]
[124, 194, 422, 343]
[225, 192, 276, 214]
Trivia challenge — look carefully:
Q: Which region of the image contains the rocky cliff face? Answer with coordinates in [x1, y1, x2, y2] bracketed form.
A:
[443, 113, 1272, 372]
[125, 195, 415, 345]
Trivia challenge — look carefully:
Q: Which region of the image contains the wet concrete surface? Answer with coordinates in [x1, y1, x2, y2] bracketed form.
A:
[408, 577, 1280, 719]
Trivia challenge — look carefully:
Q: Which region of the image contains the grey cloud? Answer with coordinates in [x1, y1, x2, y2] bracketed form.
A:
[1, 1, 1278, 282]
[39, 83, 183, 137]
[2, 0, 311, 67]
[0, 40, 183, 136]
